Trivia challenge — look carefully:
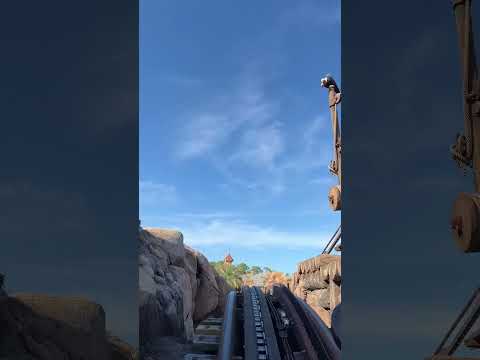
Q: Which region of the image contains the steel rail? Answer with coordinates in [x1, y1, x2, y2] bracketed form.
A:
[266, 294, 295, 360]
[272, 285, 319, 360]
[218, 286, 342, 360]
[434, 287, 480, 356]
[322, 225, 342, 254]
[243, 287, 259, 360]
[254, 287, 282, 360]
[296, 298, 341, 360]
[217, 291, 238, 360]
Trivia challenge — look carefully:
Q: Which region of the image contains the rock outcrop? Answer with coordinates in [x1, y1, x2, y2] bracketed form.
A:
[243, 272, 290, 290]
[290, 254, 341, 327]
[139, 227, 231, 352]
[0, 293, 137, 360]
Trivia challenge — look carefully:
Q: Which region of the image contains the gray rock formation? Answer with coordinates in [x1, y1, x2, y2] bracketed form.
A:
[242, 272, 269, 287]
[192, 250, 220, 322]
[0, 293, 137, 360]
[307, 289, 330, 309]
[139, 227, 231, 353]
[139, 228, 193, 343]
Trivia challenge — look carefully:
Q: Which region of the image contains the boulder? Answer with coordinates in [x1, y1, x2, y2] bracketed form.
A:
[306, 289, 330, 309]
[143, 228, 185, 267]
[194, 272, 219, 322]
[0, 295, 110, 360]
[309, 304, 332, 328]
[294, 253, 341, 328]
[294, 285, 307, 301]
[302, 273, 329, 290]
[192, 251, 220, 322]
[139, 289, 184, 343]
[139, 228, 191, 343]
[139, 227, 231, 347]
[108, 334, 139, 360]
[184, 246, 199, 304]
[329, 282, 341, 313]
[298, 254, 339, 274]
[14, 293, 106, 335]
[170, 265, 194, 340]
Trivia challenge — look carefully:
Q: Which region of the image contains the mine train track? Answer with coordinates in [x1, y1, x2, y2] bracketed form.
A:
[214, 285, 341, 360]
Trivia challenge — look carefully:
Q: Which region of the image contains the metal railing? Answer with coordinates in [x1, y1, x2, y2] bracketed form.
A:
[217, 291, 238, 360]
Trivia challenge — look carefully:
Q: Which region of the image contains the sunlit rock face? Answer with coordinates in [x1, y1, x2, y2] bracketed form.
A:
[0, 294, 112, 360]
[0, 274, 137, 360]
[290, 254, 341, 328]
[139, 227, 231, 350]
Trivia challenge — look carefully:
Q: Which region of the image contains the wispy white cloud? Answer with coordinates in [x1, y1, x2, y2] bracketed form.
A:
[305, 115, 328, 153]
[145, 211, 239, 222]
[176, 114, 233, 159]
[140, 180, 177, 206]
[173, 53, 334, 197]
[274, 114, 331, 175]
[179, 219, 331, 250]
[175, 75, 276, 161]
[142, 206, 335, 222]
[229, 121, 285, 169]
[208, 112, 332, 197]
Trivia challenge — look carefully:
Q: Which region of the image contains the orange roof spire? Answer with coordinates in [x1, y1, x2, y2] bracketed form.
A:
[224, 252, 233, 264]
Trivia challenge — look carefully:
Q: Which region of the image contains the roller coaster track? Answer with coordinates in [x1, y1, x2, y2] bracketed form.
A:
[207, 285, 340, 360]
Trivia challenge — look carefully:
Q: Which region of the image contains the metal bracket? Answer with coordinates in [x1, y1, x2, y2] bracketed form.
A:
[432, 287, 480, 357]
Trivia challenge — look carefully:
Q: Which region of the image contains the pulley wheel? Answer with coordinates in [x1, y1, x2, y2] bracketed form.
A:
[328, 185, 341, 211]
[451, 192, 480, 253]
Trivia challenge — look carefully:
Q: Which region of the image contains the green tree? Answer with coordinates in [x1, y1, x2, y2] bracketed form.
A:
[217, 264, 243, 288]
[250, 266, 262, 275]
[236, 263, 249, 275]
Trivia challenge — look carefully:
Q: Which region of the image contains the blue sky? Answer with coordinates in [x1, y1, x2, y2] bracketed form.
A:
[140, 1, 341, 274]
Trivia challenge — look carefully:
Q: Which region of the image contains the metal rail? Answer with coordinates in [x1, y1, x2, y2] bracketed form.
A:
[271, 285, 319, 360]
[216, 286, 341, 360]
[254, 287, 282, 360]
[433, 287, 480, 356]
[217, 291, 238, 360]
[242, 286, 282, 360]
[266, 294, 295, 360]
[243, 287, 259, 360]
[322, 225, 342, 254]
[296, 298, 341, 360]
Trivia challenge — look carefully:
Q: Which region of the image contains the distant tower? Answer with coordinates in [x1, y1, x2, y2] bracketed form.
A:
[224, 253, 234, 266]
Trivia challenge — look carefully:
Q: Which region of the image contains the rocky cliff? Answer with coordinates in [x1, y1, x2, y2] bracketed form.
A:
[290, 254, 341, 327]
[139, 227, 231, 353]
[243, 271, 290, 289]
[0, 292, 137, 360]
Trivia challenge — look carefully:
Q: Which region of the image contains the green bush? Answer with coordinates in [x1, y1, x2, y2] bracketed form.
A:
[209, 261, 279, 289]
